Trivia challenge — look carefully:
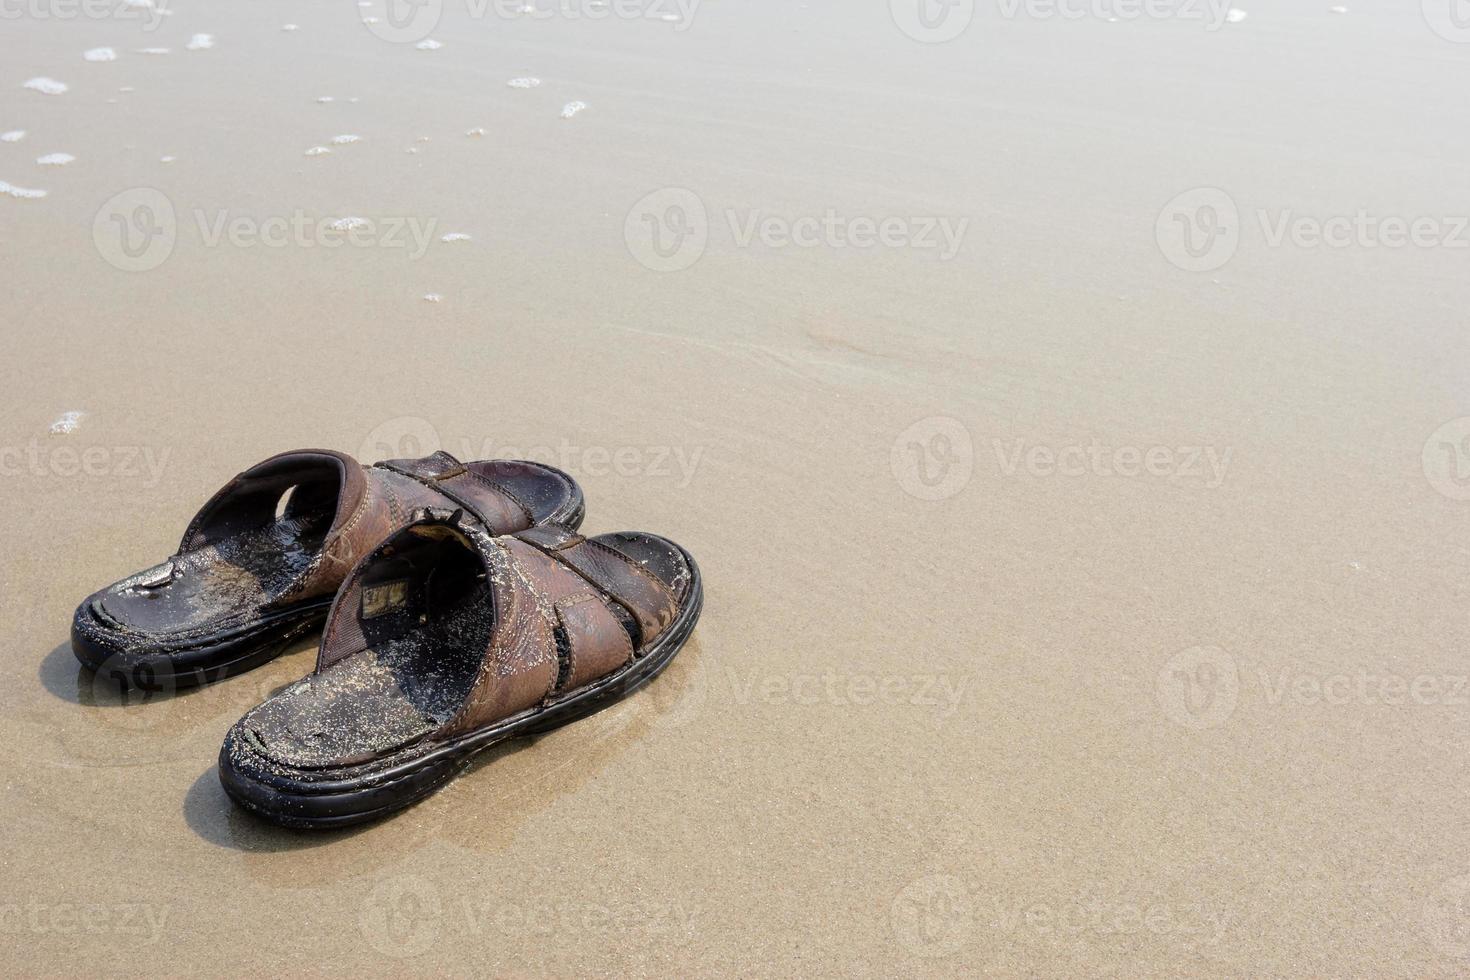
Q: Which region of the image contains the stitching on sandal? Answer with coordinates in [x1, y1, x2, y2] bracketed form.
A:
[583, 538, 678, 624]
[464, 469, 535, 526]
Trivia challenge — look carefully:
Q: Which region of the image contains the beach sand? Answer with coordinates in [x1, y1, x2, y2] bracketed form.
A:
[2, 0, 1469, 975]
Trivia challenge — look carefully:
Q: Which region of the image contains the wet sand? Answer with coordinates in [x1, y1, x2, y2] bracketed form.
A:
[3, 1, 1470, 975]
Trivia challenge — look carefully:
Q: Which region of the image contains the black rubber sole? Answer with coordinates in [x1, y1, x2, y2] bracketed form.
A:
[71, 600, 333, 693]
[548, 467, 586, 532]
[218, 547, 703, 830]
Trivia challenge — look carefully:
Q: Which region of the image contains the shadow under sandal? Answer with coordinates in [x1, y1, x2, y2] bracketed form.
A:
[217, 511, 702, 829]
[71, 449, 584, 691]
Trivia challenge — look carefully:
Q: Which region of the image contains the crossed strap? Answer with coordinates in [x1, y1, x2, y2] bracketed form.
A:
[512, 525, 678, 646]
[412, 520, 679, 737]
[374, 451, 534, 532]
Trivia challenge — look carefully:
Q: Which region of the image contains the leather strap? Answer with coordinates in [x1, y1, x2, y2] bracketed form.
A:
[178, 448, 543, 610]
[514, 525, 677, 646]
[498, 537, 638, 693]
[316, 513, 670, 737]
[376, 451, 532, 533]
[438, 526, 558, 736]
[553, 594, 634, 692]
[179, 448, 367, 553]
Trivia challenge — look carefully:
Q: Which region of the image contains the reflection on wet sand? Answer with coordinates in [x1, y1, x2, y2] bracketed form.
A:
[34, 639, 314, 769]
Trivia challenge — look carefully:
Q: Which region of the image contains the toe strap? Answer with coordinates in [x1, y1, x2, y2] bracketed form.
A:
[304, 512, 686, 742]
[376, 451, 534, 533]
[515, 526, 678, 645]
[553, 594, 635, 693]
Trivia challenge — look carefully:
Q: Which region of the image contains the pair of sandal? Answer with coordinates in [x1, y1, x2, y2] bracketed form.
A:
[71, 447, 703, 829]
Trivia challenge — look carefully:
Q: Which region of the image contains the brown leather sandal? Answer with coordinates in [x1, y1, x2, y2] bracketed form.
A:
[71, 450, 583, 690]
[217, 509, 701, 829]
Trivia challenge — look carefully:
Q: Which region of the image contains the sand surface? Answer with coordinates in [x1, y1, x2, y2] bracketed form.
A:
[3, 1, 1470, 975]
